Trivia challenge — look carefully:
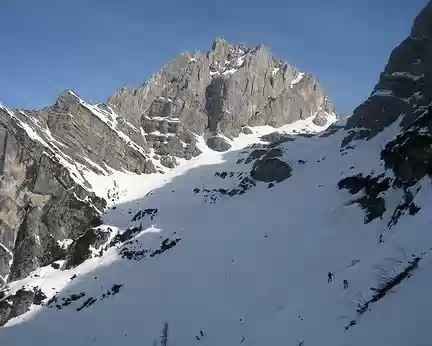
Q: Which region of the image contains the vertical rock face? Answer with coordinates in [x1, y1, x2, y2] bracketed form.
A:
[0, 105, 106, 282]
[341, 1, 432, 190]
[344, 2, 432, 144]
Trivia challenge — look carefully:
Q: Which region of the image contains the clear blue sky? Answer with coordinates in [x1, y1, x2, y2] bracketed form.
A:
[0, 0, 428, 115]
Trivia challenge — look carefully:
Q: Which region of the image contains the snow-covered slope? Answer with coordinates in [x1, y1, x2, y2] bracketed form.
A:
[1, 106, 431, 345]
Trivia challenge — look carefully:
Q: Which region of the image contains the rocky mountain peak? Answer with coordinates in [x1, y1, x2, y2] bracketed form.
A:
[411, 1, 432, 39]
[108, 38, 337, 151]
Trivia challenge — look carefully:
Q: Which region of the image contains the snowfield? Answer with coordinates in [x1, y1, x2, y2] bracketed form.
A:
[1, 112, 432, 346]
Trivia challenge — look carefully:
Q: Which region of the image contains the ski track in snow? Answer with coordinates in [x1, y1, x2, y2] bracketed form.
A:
[1, 110, 432, 346]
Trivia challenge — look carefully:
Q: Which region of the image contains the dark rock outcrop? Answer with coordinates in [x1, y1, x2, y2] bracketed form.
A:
[0, 287, 46, 326]
[313, 113, 328, 126]
[338, 174, 391, 224]
[251, 158, 292, 183]
[343, 2, 432, 146]
[62, 228, 110, 270]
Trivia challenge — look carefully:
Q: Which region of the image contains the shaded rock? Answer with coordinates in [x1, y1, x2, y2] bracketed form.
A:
[245, 149, 267, 164]
[109, 226, 142, 248]
[160, 156, 176, 169]
[0, 287, 46, 326]
[131, 209, 158, 222]
[312, 113, 328, 126]
[242, 127, 253, 134]
[251, 158, 292, 183]
[342, 1, 432, 146]
[62, 228, 109, 270]
[388, 188, 421, 229]
[338, 173, 391, 224]
[262, 148, 282, 160]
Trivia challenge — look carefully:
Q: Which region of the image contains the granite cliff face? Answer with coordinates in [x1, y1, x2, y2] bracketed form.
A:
[0, 39, 335, 286]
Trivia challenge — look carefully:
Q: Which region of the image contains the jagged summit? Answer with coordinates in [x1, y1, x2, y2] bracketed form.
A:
[107, 38, 336, 153]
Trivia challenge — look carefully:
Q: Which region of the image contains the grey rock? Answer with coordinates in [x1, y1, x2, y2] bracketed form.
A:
[250, 158, 292, 183]
[0, 289, 32, 326]
[242, 127, 253, 134]
[143, 159, 157, 174]
[160, 156, 176, 169]
[312, 113, 328, 126]
[245, 149, 267, 164]
[185, 144, 202, 157]
[206, 136, 231, 152]
[0, 299, 12, 326]
[109, 39, 336, 148]
[166, 136, 186, 157]
[260, 132, 295, 145]
[0, 106, 106, 283]
[62, 228, 109, 270]
[343, 1, 432, 145]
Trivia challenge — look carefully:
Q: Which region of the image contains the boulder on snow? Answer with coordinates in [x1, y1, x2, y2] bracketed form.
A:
[250, 157, 292, 183]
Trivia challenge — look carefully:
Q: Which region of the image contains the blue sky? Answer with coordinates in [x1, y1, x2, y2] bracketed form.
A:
[0, 0, 428, 114]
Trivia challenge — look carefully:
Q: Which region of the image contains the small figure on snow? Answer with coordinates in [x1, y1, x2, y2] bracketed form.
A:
[343, 279, 349, 289]
[328, 272, 334, 283]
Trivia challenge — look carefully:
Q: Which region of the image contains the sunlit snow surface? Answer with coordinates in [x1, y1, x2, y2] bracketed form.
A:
[1, 107, 432, 346]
